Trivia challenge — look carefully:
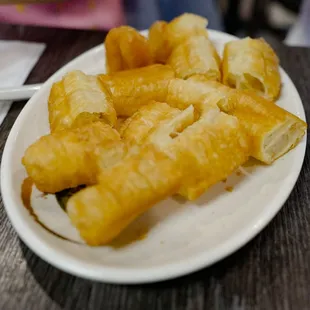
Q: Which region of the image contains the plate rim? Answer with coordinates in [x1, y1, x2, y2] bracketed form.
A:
[1, 29, 307, 284]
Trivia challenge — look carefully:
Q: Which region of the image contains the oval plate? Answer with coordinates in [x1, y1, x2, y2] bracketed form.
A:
[1, 30, 307, 284]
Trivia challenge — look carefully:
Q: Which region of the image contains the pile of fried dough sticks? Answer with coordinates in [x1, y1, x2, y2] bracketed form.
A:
[22, 13, 307, 246]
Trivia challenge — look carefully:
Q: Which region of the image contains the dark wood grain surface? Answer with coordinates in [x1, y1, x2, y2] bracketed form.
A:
[0, 24, 309, 310]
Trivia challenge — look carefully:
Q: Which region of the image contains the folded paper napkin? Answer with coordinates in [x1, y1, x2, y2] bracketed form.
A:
[0, 40, 45, 125]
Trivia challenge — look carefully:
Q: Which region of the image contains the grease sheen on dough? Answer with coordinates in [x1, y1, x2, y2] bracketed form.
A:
[222, 37, 281, 100]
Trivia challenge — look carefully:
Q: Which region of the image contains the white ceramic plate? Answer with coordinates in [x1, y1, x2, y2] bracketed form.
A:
[1, 30, 307, 284]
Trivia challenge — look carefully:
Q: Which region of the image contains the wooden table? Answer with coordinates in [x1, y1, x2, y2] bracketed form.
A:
[0, 24, 309, 310]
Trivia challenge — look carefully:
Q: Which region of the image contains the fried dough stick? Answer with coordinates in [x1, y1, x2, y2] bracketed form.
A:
[22, 115, 125, 193]
[222, 37, 281, 100]
[149, 13, 209, 63]
[48, 70, 116, 132]
[99, 64, 175, 116]
[105, 26, 153, 73]
[119, 101, 181, 145]
[167, 35, 221, 81]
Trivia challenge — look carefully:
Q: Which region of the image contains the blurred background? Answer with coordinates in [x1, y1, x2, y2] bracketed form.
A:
[125, 0, 301, 39]
[221, 0, 300, 39]
[125, 0, 305, 46]
[0, 0, 307, 46]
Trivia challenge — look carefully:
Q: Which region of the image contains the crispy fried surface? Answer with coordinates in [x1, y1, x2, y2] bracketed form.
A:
[169, 106, 250, 200]
[167, 35, 221, 81]
[22, 119, 124, 193]
[48, 70, 116, 132]
[67, 143, 183, 245]
[148, 13, 209, 64]
[67, 105, 250, 244]
[22, 14, 307, 246]
[122, 100, 250, 201]
[99, 64, 175, 116]
[226, 90, 307, 163]
[165, 13, 209, 52]
[181, 77, 307, 164]
[148, 21, 170, 63]
[222, 37, 281, 100]
[105, 26, 153, 73]
[166, 78, 222, 110]
[120, 101, 180, 145]
[148, 102, 250, 200]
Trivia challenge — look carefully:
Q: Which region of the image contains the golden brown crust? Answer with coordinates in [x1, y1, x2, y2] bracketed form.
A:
[166, 78, 223, 111]
[167, 35, 221, 81]
[22, 120, 124, 193]
[175, 109, 250, 200]
[70, 112, 111, 128]
[105, 26, 153, 73]
[48, 79, 68, 132]
[99, 64, 175, 116]
[67, 105, 250, 244]
[120, 101, 180, 145]
[67, 143, 183, 245]
[22, 15, 308, 247]
[178, 77, 306, 163]
[222, 37, 281, 100]
[149, 104, 250, 200]
[48, 70, 117, 132]
[227, 90, 307, 163]
[148, 13, 209, 64]
[148, 21, 170, 63]
[165, 13, 209, 52]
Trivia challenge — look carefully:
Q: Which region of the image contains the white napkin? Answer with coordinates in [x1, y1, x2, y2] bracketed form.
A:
[0, 41, 46, 125]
